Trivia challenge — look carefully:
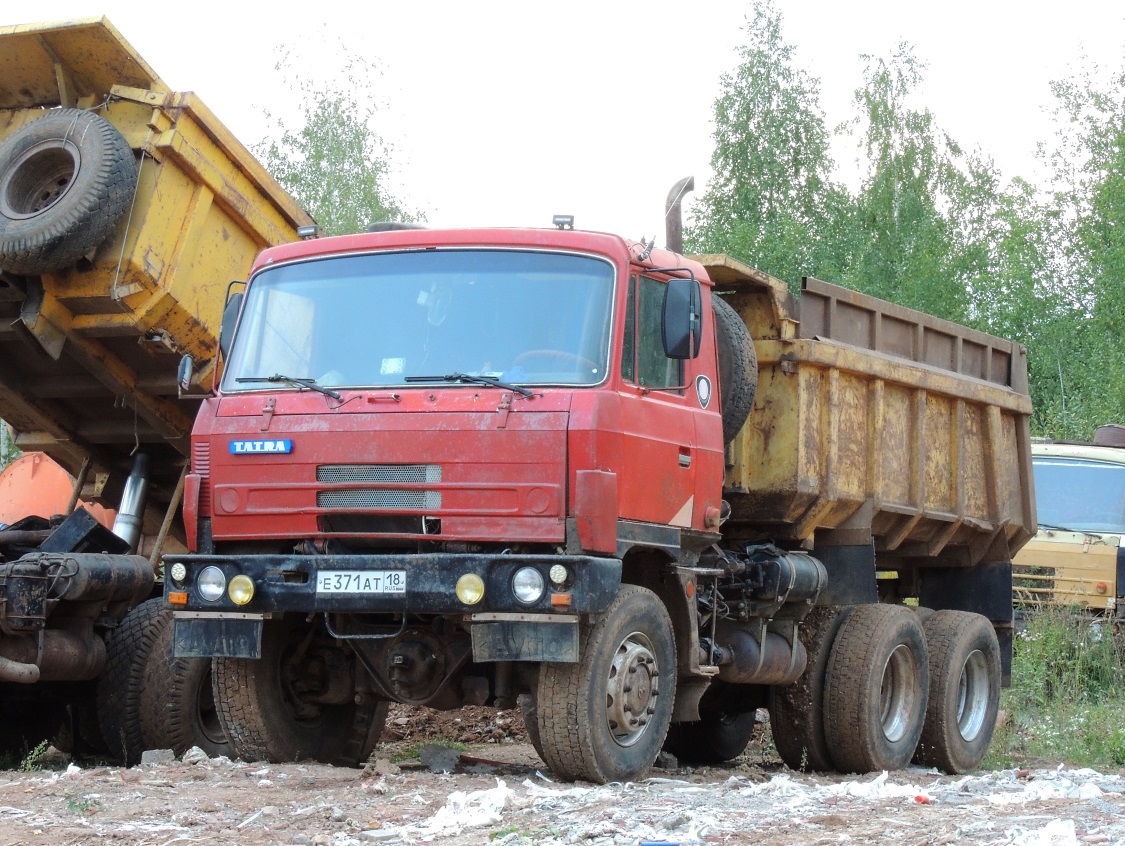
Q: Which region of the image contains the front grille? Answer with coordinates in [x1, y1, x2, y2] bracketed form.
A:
[318, 464, 441, 483]
[317, 490, 442, 510]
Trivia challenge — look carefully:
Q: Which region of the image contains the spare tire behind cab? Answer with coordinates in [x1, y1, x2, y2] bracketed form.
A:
[0, 108, 137, 275]
[712, 294, 757, 444]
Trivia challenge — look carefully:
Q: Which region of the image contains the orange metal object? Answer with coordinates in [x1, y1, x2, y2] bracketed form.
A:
[0, 452, 114, 528]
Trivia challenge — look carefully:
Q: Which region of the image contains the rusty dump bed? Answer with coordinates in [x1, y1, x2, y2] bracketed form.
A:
[0, 18, 312, 503]
[699, 254, 1035, 568]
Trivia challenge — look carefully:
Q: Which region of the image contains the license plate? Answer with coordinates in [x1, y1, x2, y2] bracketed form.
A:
[316, 570, 407, 594]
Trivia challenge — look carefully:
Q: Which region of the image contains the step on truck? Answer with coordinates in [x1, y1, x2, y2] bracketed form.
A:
[168, 180, 1035, 782]
[0, 17, 312, 762]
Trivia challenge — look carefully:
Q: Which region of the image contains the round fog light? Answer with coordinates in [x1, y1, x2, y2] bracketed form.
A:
[197, 566, 226, 602]
[456, 573, 485, 605]
[513, 567, 545, 604]
[549, 564, 568, 585]
[228, 575, 255, 605]
[169, 562, 187, 584]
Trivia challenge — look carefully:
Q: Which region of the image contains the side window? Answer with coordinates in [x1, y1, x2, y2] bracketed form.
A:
[621, 275, 682, 390]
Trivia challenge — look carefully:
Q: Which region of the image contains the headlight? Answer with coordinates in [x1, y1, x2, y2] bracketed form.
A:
[456, 573, 485, 605]
[512, 567, 545, 604]
[228, 575, 255, 605]
[198, 566, 227, 602]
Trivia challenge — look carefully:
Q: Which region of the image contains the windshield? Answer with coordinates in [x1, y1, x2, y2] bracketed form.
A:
[222, 249, 615, 391]
[1033, 456, 1125, 534]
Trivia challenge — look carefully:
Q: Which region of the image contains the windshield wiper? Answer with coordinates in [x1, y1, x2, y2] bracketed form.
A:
[405, 372, 535, 398]
[235, 374, 342, 400]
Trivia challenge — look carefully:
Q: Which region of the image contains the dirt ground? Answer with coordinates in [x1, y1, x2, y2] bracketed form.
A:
[2, 706, 1124, 846]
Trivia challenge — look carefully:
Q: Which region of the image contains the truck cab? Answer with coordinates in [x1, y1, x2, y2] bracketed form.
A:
[169, 226, 735, 780]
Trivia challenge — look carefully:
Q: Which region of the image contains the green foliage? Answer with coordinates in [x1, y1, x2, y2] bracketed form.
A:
[985, 609, 1125, 768]
[255, 50, 420, 237]
[0, 419, 19, 470]
[686, 0, 846, 290]
[839, 44, 993, 324]
[691, 10, 1125, 442]
[65, 792, 102, 815]
[19, 739, 49, 772]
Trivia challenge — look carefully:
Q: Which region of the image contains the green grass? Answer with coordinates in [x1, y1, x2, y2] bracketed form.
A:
[985, 607, 1125, 769]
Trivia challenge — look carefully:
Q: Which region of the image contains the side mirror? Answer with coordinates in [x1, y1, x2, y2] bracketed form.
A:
[219, 291, 244, 359]
[177, 354, 194, 396]
[662, 277, 702, 359]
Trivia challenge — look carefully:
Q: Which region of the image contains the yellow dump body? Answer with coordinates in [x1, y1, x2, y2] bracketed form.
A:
[701, 255, 1035, 568]
[0, 18, 313, 501]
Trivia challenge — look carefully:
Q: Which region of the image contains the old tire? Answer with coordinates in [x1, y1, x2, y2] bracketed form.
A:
[0, 109, 137, 275]
[913, 611, 1001, 773]
[96, 597, 163, 765]
[536, 585, 676, 783]
[824, 604, 929, 773]
[518, 693, 547, 763]
[664, 709, 758, 764]
[712, 295, 757, 444]
[213, 616, 388, 766]
[768, 605, 850, 771]
[138, 608, 233, 759]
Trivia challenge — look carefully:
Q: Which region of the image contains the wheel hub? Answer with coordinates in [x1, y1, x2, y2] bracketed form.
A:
[605, 632, 660, 747]
[957, 649, 990, 741]
[879, 643, 920, 743]
[0, 139, 81, 220]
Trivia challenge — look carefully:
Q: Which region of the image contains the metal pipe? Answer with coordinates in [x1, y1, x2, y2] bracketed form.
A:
[65, 455, 93, 516]
[0, 653, 40, 684]
[112, 453, 150, 552]
[664, 176, 695, 253]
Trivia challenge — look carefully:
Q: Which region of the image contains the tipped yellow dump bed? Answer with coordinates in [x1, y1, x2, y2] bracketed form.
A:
[0, 18, 313, 502]
[701, 255, 1035, 568]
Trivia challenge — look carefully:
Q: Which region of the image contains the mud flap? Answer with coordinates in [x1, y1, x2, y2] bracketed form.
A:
[173, 614, 263, 659]
[470, 615, 579, 662]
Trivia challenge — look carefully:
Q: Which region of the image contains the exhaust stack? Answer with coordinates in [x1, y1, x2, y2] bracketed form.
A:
[112, 453, 151, 553]
[664, 176, 695, 253]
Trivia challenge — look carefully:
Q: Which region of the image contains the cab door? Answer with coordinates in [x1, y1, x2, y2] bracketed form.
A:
[617, 273, 701, 528]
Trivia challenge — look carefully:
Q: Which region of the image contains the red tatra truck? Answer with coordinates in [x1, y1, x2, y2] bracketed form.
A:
[168, 187, 1034, 782]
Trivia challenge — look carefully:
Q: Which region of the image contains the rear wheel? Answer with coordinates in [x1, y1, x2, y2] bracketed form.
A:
[769, 605, 850, 771]
[139, 608, 233, 759]
[536, 585, 675, 783]
[913, 611, 1000, 773]
[823, 604, 928, 773]
[213, 616, 387, 765]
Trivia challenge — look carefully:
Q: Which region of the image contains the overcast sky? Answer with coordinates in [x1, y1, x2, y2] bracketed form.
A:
[16, 2, 1125, 245]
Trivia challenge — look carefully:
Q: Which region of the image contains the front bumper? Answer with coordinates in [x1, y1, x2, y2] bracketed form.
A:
[163, 551, 621, 616]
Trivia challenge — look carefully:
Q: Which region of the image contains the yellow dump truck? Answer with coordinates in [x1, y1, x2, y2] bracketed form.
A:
[0, 17, 312, 761]
[1013, 427, 1125, 614]
[163, 181, 1034, 781]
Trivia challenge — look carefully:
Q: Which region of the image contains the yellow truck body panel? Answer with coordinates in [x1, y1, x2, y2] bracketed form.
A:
[699, 254, 1035, 568]
[0, 18, 313, 501]
[1013, 531, 1119, 613]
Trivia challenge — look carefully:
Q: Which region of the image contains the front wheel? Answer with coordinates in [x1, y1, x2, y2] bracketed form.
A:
[913, 611, 1001, 773]
[213, 616, 387, 765]
[536, 585, 676, 783]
